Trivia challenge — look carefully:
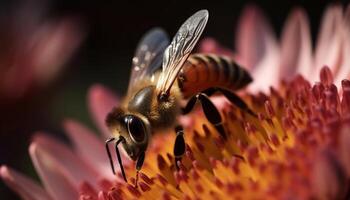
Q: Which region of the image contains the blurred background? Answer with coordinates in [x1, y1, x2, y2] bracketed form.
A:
[0, 0, 342, 198]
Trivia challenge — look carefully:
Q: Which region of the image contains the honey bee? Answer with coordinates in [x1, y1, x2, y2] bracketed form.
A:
[105, 10, 255, 185]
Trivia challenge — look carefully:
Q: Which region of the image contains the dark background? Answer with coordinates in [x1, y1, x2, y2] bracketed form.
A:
[0, 0, 342, 199]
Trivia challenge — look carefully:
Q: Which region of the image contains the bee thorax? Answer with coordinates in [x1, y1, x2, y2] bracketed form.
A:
[128, 86, 155, 116]
[128, 85, 181, 131]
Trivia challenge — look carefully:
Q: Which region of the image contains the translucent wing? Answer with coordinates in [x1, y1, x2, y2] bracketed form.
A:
[127, 28, 169, 93]
[156, 10, 209, 97]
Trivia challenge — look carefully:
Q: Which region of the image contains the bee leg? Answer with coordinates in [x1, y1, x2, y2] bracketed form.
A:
[106, 137, 128, 182]
[135, 151, 145, 188]
[105, 138, 116, 175]
[173, 125, 185, 170]
[203, 87, 256, 117]
[115, 138, 127, 182]
[183, 93, 227, 139]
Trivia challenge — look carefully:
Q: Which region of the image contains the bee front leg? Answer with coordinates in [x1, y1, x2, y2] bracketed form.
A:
[173, 125, 185, 170]
[182, 93, 227, 139]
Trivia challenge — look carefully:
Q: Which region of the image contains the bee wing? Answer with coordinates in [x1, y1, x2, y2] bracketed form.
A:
[127, 28, 169, 94]
[156, 10, 209, 96]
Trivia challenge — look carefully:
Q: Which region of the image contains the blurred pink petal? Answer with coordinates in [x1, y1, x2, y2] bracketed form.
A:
[236, 6, 280, 93]
[210, 96, 231, 111]
[0, 165, 52, 200]
[63, 120, 112, 179]
[63, 119, 130, 181]
[32, 18, 85, 84]
[98, 191, 108, 200]
[200, 4, 350, 93]
[339, 125, 350, 175]
[333, 34, 350, 87]
[29, 143, 78, 200]
[235, 5, 279, 70]
[198, 37, 235, 57]
[346, 4, 350, 26]
[313, 5, 344, 82]
[311, 151, 347, 200]
[333, 6, 350, 87]
[280, 8, 312, 79]
[32, 133, 99, 188]
[0, 58, 35, 100]
[178, 115, 194, 129]
[88, 84, 119, 138]
[0, 2, 84, 101]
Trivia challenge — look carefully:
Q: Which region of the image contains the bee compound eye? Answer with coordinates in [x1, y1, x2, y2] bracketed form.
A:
[127, 116, 146, 143]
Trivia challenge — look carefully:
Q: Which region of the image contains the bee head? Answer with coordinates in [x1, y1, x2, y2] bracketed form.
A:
[106, 108, 150, 161]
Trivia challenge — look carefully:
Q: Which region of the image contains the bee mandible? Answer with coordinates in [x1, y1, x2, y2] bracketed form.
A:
[105, 10, 255, 185]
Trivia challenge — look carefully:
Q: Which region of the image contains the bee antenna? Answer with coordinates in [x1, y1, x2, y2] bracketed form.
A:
[115, 137, 128, 182]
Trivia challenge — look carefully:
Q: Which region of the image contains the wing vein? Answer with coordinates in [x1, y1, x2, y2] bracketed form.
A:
[156, 10, 209, 97]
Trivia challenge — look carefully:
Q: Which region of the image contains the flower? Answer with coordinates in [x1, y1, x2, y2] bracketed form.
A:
[1, 84, 127, 200]
[0, 1, 85, 174]
[200, 4, 350, 93]
[0, 1, 84, 102]
[2, 4, 350, 200]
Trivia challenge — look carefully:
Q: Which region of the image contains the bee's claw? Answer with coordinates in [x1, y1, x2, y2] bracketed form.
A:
[175, 158, 182, 171]
[134, 171, 139, 188]
[134, 151, 145, 188]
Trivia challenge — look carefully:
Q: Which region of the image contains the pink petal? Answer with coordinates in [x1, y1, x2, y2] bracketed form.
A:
[313, 5, 344, 82]
[178, 115, 194, 129]
[0, 57, 35, 100]
[339, 125, 350, 175]
[88, 84, 119, 138]
[0, 165, 52, 200]
[198, 37, 235, 57]
[98, 191, 108, 200]
[29, 143, 78, 200]
[63, 119, 130, 181]
[210, 96, 231, 111]
[32, 133, 100, 188]
[235, 5, 278, 70]
[236, 5, 280, 92]
[280, 8, 312, 79]
[311, 151, 347, 199]
[32, 18, 84, 84]
[334, 6, 350, 87]
[345, 3, 350, 27]
[0, 2, 44, 99]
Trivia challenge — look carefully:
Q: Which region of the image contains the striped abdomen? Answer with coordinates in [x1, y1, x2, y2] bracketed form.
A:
[177, 54, 252, 99]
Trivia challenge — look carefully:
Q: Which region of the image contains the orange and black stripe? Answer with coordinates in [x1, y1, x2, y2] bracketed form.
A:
[178, 53, 252, 99]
